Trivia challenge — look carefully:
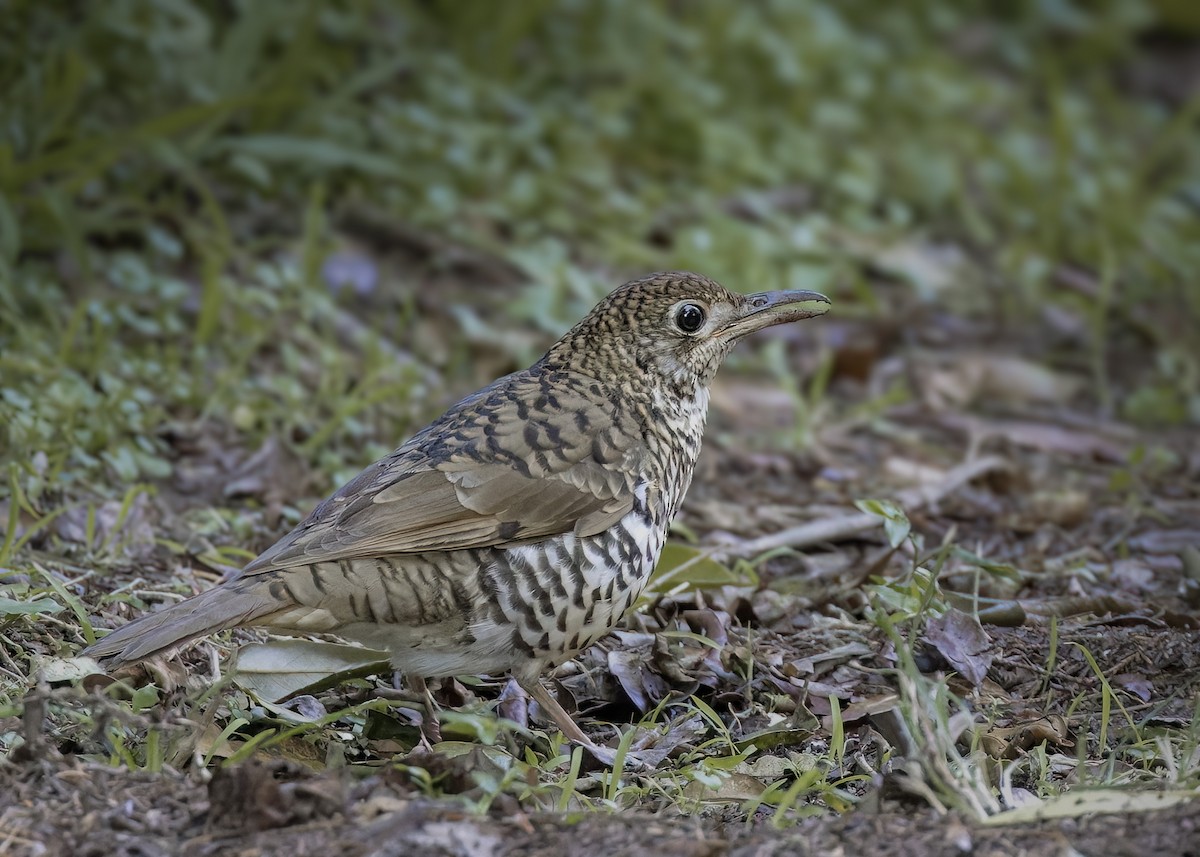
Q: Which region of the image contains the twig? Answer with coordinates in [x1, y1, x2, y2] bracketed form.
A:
[715, 455, 1009, 558]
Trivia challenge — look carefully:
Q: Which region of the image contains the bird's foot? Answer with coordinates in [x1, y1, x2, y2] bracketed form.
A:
[417, 713, 442, 748]
[381, 674, 443, 750]
[518, 677, 653, 771]
[573, 738, 649, 771]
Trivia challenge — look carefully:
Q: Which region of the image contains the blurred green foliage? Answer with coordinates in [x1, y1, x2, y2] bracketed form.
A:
[1, 0, 1197, 493]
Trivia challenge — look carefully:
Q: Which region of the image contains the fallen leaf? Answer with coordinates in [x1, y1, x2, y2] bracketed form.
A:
[883, 458, 948, 487]
[1026, 489, 1091, 528]
[791, 642, 875, 678]
[1115, 674, 1153, 702]
[922, 354, 1083, 410]
[322, 248, 379, 296]
[683, 772, 768, 802]
[54, 493, 156, 558]
[1108, 559, 1157, 594]
[980, 715, 1072, 759]
[983, 788, 1194, 825]
[497, 677, 529, 729]
[1129, 529, 1200, 554]
[935, 413, 1127, 461]
[0, 595, 62, 616]
[923, 609, 993, 687]
[234, 639, 389, 703]
[735, 726, 818, 753]
[608, 649, 668, 712]
[733, 754, 795, 781]
[626, 715, 707, 767]
[37, 656, 102, 683]
[646, 543, 741, 595]
[832, 692, 899, 729]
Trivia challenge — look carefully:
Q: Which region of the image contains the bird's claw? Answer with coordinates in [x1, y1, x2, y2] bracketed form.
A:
[575, 739, 650, 772]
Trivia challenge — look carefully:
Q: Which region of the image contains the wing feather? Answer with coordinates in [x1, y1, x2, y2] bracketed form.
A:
[240, 368, 644, 575]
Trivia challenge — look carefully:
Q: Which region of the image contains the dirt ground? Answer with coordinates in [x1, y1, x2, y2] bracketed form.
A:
[4, 317, 1199, 854]
[3, 750, 1199, 856]
[3, 192, 1200, 857]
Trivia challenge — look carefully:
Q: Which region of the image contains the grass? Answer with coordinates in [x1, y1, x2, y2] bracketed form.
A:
[1, 0, 1199, 835]
[3, 1, 1197, 489]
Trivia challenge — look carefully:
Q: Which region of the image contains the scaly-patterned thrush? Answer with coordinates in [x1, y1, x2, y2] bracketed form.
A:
[85, 272, 829, 754]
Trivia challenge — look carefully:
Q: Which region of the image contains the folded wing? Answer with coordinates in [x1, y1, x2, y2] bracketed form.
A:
[239, 368, 644, 575]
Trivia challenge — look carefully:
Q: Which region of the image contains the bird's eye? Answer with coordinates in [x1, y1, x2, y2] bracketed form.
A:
[674, 303, 706, 333]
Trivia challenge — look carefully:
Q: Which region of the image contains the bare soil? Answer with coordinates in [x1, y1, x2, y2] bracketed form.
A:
[3, 260, 1199, 856]
[4, 750, 1199, 856]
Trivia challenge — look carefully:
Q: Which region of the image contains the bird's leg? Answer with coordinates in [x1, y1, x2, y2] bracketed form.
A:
[518, 678, 642, 768]
[408, 674, 442, 750]
[519, 678, 591, 745]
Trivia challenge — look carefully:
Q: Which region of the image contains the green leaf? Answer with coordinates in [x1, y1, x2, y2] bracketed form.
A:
[131, 683, 160, 712]
[0, 595, 63, 615]
[0, 191, 20, 264]
[952, 546, 1021, 581]
[223, 135, 404, 178]
[647, 543, 741, 594]
[855, 498, 912, 547]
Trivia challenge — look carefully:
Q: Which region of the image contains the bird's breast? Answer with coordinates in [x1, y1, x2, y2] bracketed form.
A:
[489, 496, 665, 663]
[642, 382, 709, 520]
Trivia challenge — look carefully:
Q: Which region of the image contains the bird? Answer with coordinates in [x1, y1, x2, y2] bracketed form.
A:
[84, 271, 829, 757]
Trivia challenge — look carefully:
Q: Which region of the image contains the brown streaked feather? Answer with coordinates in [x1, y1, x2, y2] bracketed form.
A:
[239, 368, 644, 575]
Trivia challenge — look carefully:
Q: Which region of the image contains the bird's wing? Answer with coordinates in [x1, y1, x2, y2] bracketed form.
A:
[240, 369, 645, 574]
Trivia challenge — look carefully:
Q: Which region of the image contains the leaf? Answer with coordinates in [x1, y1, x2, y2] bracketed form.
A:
[983, 789, 1195, 825]
[647, 543, 741, 594]
[981, 714, 1073, 759]
[733, 753, 803, 783]
[0, 595, 63, 615]
[233, 639, 390, 703]
[953, 546, 1022, 581]
[131, 684, 160, 712]
[607, 649, 667, 712]
[37, 655, 101, 682]
[854, 498, 912, 547]
[734, 726, 819, 753]
[223, 135, 404, 178]
[923, 608, 993, 687]
[0, 190, 20, 264]
[867, 566, 942, 620]
[683, 771, 768, 802]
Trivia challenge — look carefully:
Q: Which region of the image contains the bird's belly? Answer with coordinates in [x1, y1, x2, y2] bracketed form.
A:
[276, 509, 666, 680]
[336, 619, 519, 678]
[381, 513, 663, 677]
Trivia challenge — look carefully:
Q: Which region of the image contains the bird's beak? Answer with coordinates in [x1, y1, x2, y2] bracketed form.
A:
[719, 290, 831, 340]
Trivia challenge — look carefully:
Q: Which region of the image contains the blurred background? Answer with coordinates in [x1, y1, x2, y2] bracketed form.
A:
[1, 0, 1197, 536]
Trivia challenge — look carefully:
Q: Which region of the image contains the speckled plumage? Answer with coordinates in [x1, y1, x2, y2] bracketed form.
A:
[85, 271, 829, 749]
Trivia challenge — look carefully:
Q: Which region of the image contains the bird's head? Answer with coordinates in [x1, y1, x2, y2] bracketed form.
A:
[548, 271, 830, 392]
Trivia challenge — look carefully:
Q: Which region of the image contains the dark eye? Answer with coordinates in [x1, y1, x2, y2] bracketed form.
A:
[675, 303, 706, 333]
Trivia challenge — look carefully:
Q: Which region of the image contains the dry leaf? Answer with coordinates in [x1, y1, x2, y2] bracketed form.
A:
[234, 639, 389, 702]
[924, 609, 993, 687]
[983, 789, 1194, 825]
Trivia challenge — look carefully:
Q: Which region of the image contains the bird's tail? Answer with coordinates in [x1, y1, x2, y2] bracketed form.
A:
[82, 575, 282, 668]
